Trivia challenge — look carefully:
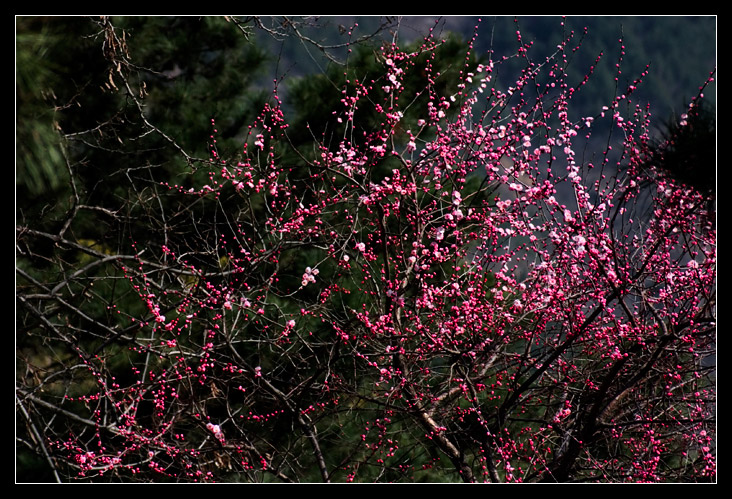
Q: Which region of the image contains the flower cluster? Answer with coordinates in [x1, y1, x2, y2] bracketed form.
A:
[206, 423, 226, 444]
[28, 17, 714, 484]
[301, 266, 319, 287]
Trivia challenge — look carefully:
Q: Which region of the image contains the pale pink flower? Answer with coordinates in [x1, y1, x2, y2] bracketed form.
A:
[452, 191, 462, 205]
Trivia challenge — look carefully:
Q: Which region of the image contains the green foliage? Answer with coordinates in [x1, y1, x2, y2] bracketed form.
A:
[285, 33, 482, 151]
[16, 18, 76, 197]
[115, 17, 271, 159]
[646, 99, 716, 196]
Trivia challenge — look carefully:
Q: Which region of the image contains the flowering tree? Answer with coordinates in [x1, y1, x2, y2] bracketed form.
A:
[16, 16, 715, 483]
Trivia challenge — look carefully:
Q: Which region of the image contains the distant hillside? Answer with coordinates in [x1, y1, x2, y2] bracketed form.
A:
[253, 16, 716, 126]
